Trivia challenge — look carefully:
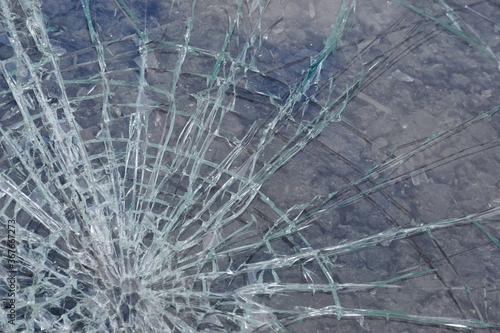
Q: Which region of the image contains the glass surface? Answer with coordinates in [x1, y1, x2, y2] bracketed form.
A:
[0, 0, 499, 331]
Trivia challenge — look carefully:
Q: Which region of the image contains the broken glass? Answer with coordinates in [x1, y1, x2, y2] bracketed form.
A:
[0, 0, 499, 331]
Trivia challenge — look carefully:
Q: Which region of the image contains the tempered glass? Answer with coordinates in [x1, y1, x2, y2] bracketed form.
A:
[0, 0, 499, 331]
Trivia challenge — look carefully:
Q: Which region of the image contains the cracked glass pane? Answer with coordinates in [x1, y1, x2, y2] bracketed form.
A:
[0, 0, 499, 331]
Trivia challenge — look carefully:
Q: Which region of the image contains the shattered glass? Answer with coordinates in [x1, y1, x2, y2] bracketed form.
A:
[0, 0, 499, 331]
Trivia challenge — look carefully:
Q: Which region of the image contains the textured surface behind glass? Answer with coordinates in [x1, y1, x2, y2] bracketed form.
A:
[0, 0, 499, 332]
